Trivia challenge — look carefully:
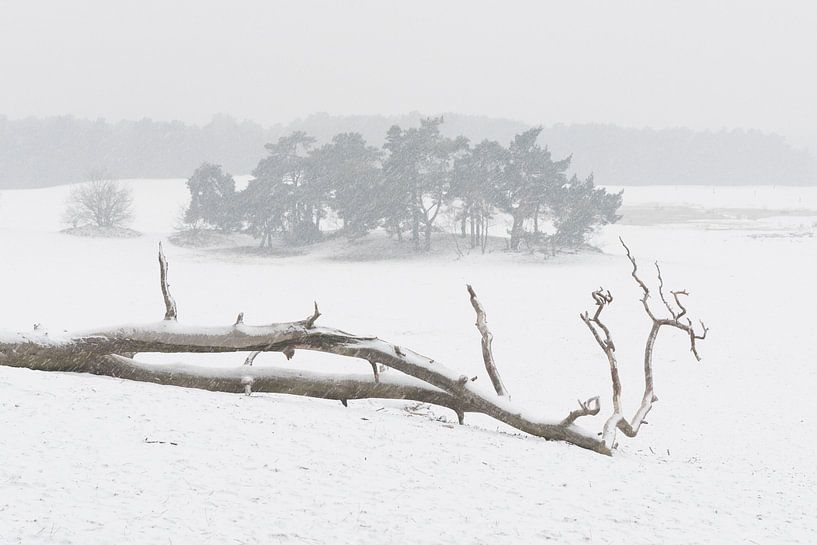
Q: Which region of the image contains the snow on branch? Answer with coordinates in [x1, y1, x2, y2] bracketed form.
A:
[0, 243, 709, 456]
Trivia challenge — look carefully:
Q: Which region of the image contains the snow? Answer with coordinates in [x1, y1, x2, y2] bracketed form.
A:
[606, 184, 817, 210]
[0, 181, 815, 544]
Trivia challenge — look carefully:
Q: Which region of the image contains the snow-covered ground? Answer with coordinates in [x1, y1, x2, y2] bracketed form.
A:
[0, 181, 815, 544]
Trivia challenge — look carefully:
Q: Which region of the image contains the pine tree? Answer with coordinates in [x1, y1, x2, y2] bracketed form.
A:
[550, 174, 623, 247]
[498, 128, 571, 250]
[311, 132, 384, 238]
[382, 117, 467, 251]
[451, 140, 507, 252]
[184, 163, 238, 231]
[247, 132, 320, 246]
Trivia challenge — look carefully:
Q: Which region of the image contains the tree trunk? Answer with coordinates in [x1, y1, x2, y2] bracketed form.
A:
[411, 184, 420, 248]
[0, 321, 609, 455]
[533, 203, 540, 234]
[470, 210, 476, 248]
[481, 216, 489, 254]
[510, 212, 523, 251]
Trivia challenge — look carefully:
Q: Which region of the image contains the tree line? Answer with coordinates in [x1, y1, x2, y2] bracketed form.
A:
[183, 117, 622, 252]
[4, 113, 816, 190]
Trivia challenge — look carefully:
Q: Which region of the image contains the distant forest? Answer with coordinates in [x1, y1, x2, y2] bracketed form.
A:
[1, 112, 815, 188]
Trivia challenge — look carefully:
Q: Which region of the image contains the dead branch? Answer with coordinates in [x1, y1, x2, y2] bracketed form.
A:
[466, 284, 509, 397]
[88, 353, 475, 414]
[620, 237, 654, 320]
[0, 323, 608, 453]
[158, 242, 177, 321]
[582, 239, 709, 450]
[244, 351, 260, 366]
[369, 360, 380, 383]
[671, 290, 688, 320]
[580, 288, 622, 418]
[560, 396, 601, 426]
[655, 262, 677, 319]
[301, 302, 321, 329]
[0, 243, 708, 457]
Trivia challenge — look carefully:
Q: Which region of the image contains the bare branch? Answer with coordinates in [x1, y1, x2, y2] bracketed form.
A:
[589, 288, 615, 349]
[620, 237, 649, 296]
[580, 289, 622, 416]
[244, 351, 260, 366]
[560, 396, 601, 426]
[695, 320, 709, 340]
[619, 237, 655, 320]
[301, 302, 321, 329]
[671, 290, 689, 320]
[455, 408, 465, 425]
[101, 355, 473, 419]
[158, 242, 177, 321]
[679, 317, 709, 361]
[655, 262, 678, 319]
[580, 311, 606, 352]
[588, 240, 709, 450]
[369, 359, 380, 383]
[466, 284, 509, 397]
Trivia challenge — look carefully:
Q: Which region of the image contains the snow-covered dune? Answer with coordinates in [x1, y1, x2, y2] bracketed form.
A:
[0, 181, 815, 544]
[609, 184, 817, 210]
[0, 178, 189, 234]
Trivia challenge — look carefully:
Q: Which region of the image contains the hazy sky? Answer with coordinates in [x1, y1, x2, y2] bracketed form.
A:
[2, 0, 816, 147]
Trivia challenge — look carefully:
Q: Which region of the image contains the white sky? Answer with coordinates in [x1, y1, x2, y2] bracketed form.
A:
[1, 0, 816, 147]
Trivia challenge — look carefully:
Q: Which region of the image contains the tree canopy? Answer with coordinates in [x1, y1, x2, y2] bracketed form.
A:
[183, 118, 623, 254]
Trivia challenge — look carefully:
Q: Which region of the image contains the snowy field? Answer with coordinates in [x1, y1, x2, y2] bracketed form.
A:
[0, 181, 815, 544]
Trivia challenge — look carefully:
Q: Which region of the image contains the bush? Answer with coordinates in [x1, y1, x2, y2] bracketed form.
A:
[63, 177, 134, 229]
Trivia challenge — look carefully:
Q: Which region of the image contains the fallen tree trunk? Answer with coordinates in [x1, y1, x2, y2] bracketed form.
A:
[2, 350, 473, 414]
[0, 241, 707, 456]
[0, 319, 608, 453]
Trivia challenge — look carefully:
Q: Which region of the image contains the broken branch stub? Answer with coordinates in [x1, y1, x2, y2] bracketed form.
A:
[158, 242, 177, 321]
[466, 284, 509, 398]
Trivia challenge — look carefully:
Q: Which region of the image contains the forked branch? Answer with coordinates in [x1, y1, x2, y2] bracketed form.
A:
[560, 396, 601, 426]
[582, 239, 709, 450]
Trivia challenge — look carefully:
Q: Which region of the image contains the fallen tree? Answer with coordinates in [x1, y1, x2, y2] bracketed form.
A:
[0, 240, 707, 455]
